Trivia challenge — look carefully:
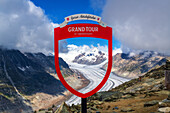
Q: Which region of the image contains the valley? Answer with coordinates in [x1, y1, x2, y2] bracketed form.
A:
[44, 58, 170, 113]
[66, 62, 129, 106]
[0, 48, 168, 113]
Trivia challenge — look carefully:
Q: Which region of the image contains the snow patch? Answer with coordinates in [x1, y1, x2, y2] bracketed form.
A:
[18, 67, 26, 71]
[129, 52, 136, 57]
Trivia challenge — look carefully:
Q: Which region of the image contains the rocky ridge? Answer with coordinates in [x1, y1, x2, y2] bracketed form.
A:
[0, 48, 73, 112]
[103, 51, 167, 78]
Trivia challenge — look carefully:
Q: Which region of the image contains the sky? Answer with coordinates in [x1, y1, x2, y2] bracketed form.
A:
[66, 37, 108, 47]
[30, 0, 105, 23]
[0, 0, 170, 55]
[102, 0, 170, 54]
[30, 0, 114, 51]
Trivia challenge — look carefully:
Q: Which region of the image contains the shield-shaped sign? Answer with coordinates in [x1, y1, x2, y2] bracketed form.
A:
[54, 15, 112, 98]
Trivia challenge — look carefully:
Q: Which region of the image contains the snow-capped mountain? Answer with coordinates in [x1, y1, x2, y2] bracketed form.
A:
[73, 47, 107, 65]
[59, 45, 108, 65]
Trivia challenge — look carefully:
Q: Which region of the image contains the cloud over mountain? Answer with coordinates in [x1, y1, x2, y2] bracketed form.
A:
[0, 0, 59, 54]
[59, 44, 108, 63]
[102, 0, 170, 54]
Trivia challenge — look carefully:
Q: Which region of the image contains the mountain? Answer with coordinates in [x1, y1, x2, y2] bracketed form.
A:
[0, 48, 72, 112]
[40, 58, 170, 113]
[25, 52, 73, 77]
[103, 51, 167, 78]
[59, 45, 107, 65]
[72, 47, 107, 65]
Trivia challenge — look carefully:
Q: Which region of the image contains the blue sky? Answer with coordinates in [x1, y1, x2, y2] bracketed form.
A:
[31, 0, 104, 23]
[65, 37, 108, 47]
[30, 0, 121, 49]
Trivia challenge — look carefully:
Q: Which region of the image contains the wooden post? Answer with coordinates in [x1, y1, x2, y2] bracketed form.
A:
[165, 60, 170, 90]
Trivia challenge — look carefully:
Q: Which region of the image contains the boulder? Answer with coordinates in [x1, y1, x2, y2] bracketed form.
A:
[151, 84, 163, 91]
[129, 89, 136, 94]
[99, 91, 123, 102]
[121, 107, 134, 112]
[162, 99, 170, 103]
[90, 107, 97, 111]
[159, 101, 170, 108]
[122, 94, 133, 99]
[145, 78, 155, 83]
[142, 83, 151, 87]
[93, 101, 103, 105]
[158, 107, 170, 112]
[144, 100, 159, 107]
[159, 98, 170, 108]
[103, 96, 117, 102]
[157, 90, 170, 95]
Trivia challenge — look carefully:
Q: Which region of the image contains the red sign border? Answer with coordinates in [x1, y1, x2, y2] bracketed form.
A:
[54, 23, 112, 98]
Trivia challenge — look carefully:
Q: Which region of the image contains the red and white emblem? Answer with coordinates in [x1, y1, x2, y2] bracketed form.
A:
[54, 15, 112, 98]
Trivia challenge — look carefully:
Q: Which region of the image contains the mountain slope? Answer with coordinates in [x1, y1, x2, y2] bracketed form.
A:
[25, 52, 73, 77]
[103, 51, 166, 78]
[0, 48, 71, 112]
[43, 59, 170, 113]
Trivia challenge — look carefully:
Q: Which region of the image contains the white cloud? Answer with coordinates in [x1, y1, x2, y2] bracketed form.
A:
[102, 0, 170, 55]
[0, 0, 59, 54]
[96, 44, 108, 53]
[112, 48, 122, 56]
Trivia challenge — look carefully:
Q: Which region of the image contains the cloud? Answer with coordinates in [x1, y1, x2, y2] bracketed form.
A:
[67, 44, 108, 53]
[112, 48, 122, 56]
[0, 0, 59, 54]
[90, 0, 106, 12]
[59, 44, 108, 63]
[102, 0, 170, 54]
